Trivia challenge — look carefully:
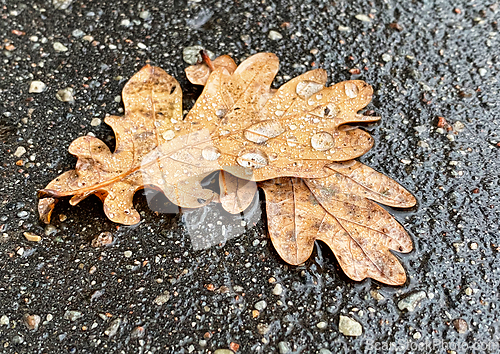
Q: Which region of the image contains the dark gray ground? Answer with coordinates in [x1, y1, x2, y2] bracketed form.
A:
[1, 0, 499, 353]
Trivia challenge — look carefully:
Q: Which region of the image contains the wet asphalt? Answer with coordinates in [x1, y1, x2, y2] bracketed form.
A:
[0, 0, 499, 353]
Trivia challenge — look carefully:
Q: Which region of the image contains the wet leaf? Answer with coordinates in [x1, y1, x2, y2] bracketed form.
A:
[38, 52, 417, 285]
[219, 170, 257, 214]
[39, 65, 217, 224]
[261, 170, 415, 285]
[40, 53, 377, 224]
[184, 53, 379, 181]
[185, 55, 416, 285]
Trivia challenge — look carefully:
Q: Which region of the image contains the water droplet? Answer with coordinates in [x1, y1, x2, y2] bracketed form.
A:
[237, 150, 269, 169]
[163, 130, 175, 141]
[202, 146, 221, 161]
[220, 129, 230, 136]
[324, 103, 340, 118]
[311, 132, 335, 151]
[296, 80, 323, 99]
[286, 135, 298, 147]
[275, 110, 284, 116]
[244, 120, 285, 144]
[345, 82, 359, 98]
[215, 109, 226, 118]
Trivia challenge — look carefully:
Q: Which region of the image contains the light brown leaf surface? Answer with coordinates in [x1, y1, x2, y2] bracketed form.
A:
[261, 170, 415, 285]
[183, 53, 379, 181]
[40, 53, 378, 224]
[219, 170, 257, 214]
[39, 65, 217, 224]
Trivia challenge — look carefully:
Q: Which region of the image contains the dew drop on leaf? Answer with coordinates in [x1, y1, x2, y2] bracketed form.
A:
[325, 103, 340, 118]
[296, 80, 324, 99]
[244, 120, 285, 144]
[237, 149, 269, 169]
[311, 132, 335, 151]
[215, 109, 227, 118]
[162, 130, 175, 141]
[345, 82, 359, 98]
[202, 146, 221, 161]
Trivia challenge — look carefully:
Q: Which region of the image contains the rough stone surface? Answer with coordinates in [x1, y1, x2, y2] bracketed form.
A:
[29, 81, 47, 93]
[338, 315, 363, 337]
[398, 291, 427, 312]
[0, 0, 499, 353]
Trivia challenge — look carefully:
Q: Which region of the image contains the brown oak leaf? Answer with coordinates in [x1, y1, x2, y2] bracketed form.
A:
[39, 53, 377, 224]
[38, 52, 417, 285]
[260, 161, 415, 285]
[186, 53, 416, 285]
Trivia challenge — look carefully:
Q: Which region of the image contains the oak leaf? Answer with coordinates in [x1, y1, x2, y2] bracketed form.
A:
[38, 52, 417, 285]
[260, 161, 415, 285]
[39, 53, 377, 224]
[187, 54, 416, 285]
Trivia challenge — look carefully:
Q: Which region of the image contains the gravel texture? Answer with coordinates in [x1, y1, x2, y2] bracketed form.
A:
[0, 0, 499, 353]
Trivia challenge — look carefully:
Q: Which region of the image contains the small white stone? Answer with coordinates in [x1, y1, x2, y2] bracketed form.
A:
[254, 300, 267, 311]
[401, 159, 411, 165]
[121, 19, 131, 27]
[53, 42, 68, 52]
[355, 14, 372, 22]
[453, 121, 465, 132]
[154, 292, 170, 306]
[478, 68, 487, 77]
[317, 321, 328, 329]
[137, 42, 147, 49]
[418, 141, 430, 149]
[139, 11, 150, 20]
[29, 81, 46, 93]
[338, 25, 350, 31]
[268, 30, 283, 40]
[382, 53, 392, 62]
[370, 289, 384, 301]
[470, 242, 478, 250]
[338, 315, 363, 336]
[14, 146, 27, 157]
[398, 291, 427, 312]
[124, 250, 132, 258]
[90, 118, 101, 126]
[272, 283, 283, 296]
[0, 315, 9, 326]
[56, 87, 74, 102]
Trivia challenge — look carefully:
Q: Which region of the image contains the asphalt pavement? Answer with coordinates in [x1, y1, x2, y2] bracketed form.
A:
[0, 0, 499, 353]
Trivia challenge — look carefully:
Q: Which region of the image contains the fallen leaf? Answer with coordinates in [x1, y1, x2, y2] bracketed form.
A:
[39, 53, 377, 224]
[38, 52, 417, 285]
[261, 166, 415, 285]
[39, 65, 217, 224]
[188, 55, 416, 285]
